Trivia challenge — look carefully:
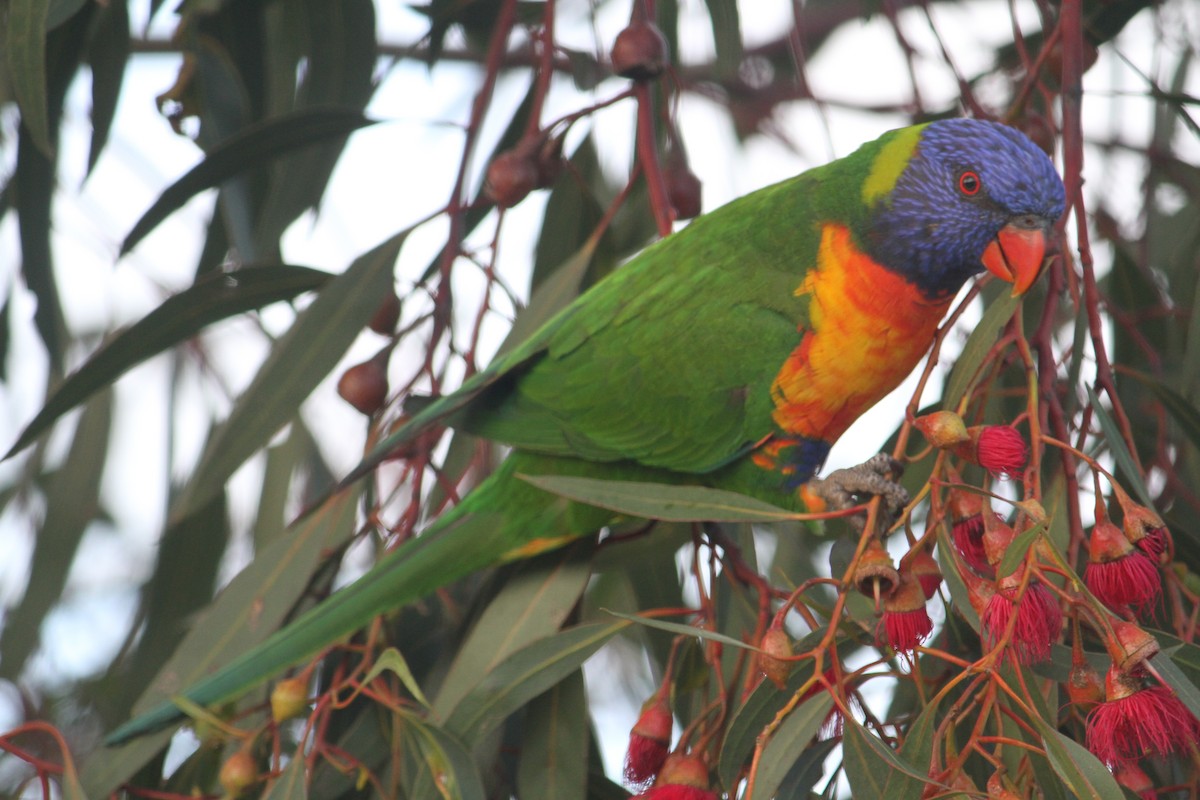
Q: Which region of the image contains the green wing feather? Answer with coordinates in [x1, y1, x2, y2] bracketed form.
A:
[353, 172, 829, 486]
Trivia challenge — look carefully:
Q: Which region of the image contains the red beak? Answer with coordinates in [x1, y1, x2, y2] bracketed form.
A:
[982, 222, 1048, 296]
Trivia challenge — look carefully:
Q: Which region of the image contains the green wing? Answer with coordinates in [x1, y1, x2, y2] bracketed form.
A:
[349, 172, 826, 486]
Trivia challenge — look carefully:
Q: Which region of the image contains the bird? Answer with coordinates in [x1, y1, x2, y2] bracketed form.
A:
[108, 117, 1066, 742]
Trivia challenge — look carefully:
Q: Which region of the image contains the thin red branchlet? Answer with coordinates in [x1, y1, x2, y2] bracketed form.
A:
[981, 570, 1062, 664]
[1084, 520, 1161, 615]
[953, 425, 1028, 477]
[1086, 666, 1200, 767]
[880, 571, 933, 655]
[624, 690, 673, 788]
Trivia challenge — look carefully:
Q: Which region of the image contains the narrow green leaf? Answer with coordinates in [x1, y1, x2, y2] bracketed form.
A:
[944, 290, 1020, 409]
[175, 232, 405, 518]
[1151, 651, 1200, 721]
[263, 755, 307, 800]
[363, 648, 432, 710]
[720, 662, 814, 787]
[96, 489, 358, 756]
[702, 0, 743, 77]
[82, 0, 129, 176]
[444, 621, 628, 744]
[996, 521, 1048, 579]
[842, 715, 934, 796]
[0, 391, 110, 681]
[519, 474, 806, 523]
[7, 0, 52, 157]
[5, 265, 332, 459]
[747, 694, 835, 800]
[1086, 386, 1154, 507]
[601, 608, 761, 651]
[883, 696, 942, 795]
[120, 108, 378, 255]
[400, 710, 487, 800]
[1134, 374, 1200, 455]
[1033, 717, 1125, 800]
[938, 525, 981, 632]
[434, 544, 593, 719]
[516, 671, 588, 800]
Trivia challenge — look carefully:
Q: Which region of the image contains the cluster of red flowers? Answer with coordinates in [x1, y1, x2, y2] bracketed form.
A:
[622, 694, 718, 800]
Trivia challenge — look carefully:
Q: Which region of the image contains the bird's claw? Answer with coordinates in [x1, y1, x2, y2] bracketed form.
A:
[804, 453, 909, 534]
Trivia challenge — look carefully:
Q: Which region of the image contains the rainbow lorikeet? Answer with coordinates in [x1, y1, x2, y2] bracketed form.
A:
[109, 118, 1065, 742]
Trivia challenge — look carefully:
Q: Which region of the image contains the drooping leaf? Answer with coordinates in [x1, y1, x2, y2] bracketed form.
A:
[944, 289, 1020, 410]
[94, 489, 359, 763]
[0, 391, 111, 682]
[518, 475, 808, 523]
[444, 621, 629, 744]
[842, 715, 936, 796]
[400, 709, 487, 800]
[120, 108, 378, 255]
[83, 0, 130, 177]
[434, 543, 593, 718]
[6, 265, 331, 459]
[1033, 717, 1125, 800]
[516, 671, 588, 800]
[174, 231, 404, 518]
[1086, 386, 1154, 507]
[7, 0, 52, 157]
[747, 694, 835, 800]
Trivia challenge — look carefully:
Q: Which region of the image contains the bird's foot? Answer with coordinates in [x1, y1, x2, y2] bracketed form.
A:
[802, 453, 909, 534]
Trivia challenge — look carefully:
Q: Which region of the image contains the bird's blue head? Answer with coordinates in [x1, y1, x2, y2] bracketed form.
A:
[863, 118, 1066, 300]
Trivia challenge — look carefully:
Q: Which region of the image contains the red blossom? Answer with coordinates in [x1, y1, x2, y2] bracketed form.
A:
[947, 489, 992, 576]
[1086, 667, 1200, 767]
[880, 572, 933, 655]
[1113, 762, 1157, 799]
[624, 692, 673, 788]
[634, 787, 718, 800]
[956, 425, 1027, 477]
[1120, 500, 1171, 562]
[981, 575, 1061, 664]
[1085, 520, 1161, 614]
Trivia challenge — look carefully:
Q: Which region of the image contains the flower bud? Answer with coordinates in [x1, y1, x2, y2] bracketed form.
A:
[913, 410, 969, 449]
[611, 21, 669, 80]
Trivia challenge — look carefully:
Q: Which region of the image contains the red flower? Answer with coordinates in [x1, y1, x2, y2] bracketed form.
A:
[947, 488, 992, 576]
[955, 425, 1027, 477]
[880, 572, 933, 655]
[633, 754, 717, 800]
[981, 572, 1061, 663]
[1120, 500, 1171, 562]
[1086, 666, 1200, 767]
[624, 691, 673, 788]
[634, 787, 717, 800]
[1113, 762, 1156, 800]
[1084, 520, 1160, 614]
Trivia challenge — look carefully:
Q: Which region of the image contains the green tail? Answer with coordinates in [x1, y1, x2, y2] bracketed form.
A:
[105, 453, 609, 744]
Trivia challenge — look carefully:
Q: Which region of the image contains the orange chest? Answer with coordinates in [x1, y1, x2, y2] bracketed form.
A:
[771, 224, 952, 440]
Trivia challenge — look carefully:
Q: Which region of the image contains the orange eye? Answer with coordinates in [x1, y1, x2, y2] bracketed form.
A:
[959, 170, 981, 195]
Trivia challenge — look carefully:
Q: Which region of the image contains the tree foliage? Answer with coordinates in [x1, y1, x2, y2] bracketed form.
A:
[1, 0, 1199, 798]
